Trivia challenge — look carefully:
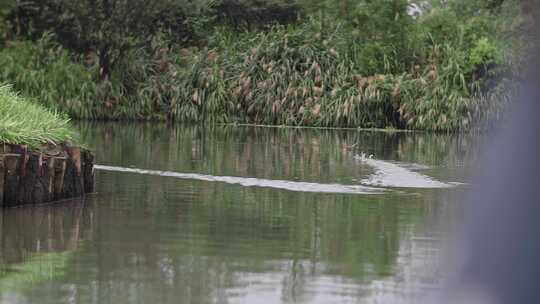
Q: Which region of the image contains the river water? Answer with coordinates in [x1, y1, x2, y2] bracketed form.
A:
[0, 123, 476, 304]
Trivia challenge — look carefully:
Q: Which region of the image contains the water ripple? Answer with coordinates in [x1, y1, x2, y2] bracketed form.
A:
[94, 165, 386, 195]
[355, 157, 453, 189]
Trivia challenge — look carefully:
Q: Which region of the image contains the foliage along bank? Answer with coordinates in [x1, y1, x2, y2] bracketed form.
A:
[0, 0, 524, 131]
[0, 84, 77, 148]
[0, 84, 94, 208]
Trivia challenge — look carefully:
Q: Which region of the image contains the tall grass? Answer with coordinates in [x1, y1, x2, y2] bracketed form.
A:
[157, 19, 512, 131]
[0, 18, 515, 131]
[0, 37, 98, 118]
[0, 84, 77, 148]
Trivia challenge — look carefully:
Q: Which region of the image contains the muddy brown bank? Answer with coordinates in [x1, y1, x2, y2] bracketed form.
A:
[0, 144, 94, 207]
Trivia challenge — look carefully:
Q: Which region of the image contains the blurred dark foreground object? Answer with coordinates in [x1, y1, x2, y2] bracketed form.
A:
[439, 4, 540, 301]
[451, 72, 540, 304]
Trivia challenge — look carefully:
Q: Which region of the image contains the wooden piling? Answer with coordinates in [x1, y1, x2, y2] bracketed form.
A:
[42, 156, 56, 202]
[64, 146, 84, 198]
[0, 155, 5, 207]
[0, 145, 94, 208]
[3, 154, 21, 208]
[10, 145, 28, 175]
[18, 153, 46, 205]
[53, 157, 67, 201]
[82, 150, 95, 194]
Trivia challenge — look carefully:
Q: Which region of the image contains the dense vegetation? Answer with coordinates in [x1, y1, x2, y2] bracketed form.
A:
[0, 85, 76, 147]
[0, 0, 527, 131]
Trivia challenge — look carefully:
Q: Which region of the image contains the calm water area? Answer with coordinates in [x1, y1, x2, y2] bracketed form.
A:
[0, 123, 477, 304]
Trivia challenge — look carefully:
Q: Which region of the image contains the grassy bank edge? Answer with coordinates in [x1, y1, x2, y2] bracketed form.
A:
[0, 84, 78, 149]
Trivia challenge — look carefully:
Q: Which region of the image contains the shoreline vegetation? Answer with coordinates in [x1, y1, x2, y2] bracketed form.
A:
[0, 84, 94, 207]
[0, 85, 77, 148]
[0, 0, 529, 133]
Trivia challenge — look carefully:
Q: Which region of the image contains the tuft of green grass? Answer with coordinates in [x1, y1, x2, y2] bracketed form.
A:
[0, 84, 78, 148]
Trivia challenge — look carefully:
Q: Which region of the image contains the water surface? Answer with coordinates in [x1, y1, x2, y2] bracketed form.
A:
[0, 123, 473, 304]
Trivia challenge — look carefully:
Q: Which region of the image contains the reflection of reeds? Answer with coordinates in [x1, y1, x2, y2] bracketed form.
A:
[0, 199, 88, 294]
[0, 199, 87, 263]
[79, 122, 478, 184]
[0, 123, 464, 301]
[0, 251, 72, 294]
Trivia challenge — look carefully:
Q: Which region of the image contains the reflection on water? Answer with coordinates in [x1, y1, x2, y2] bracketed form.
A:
[0, 123, 473, 304]
[0, 200, 90, 303]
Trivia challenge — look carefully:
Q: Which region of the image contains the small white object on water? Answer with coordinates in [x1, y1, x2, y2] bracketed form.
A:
[354, 152, 374, 162]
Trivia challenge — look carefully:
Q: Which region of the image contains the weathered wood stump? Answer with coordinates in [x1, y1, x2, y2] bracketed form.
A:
[3, 154, 21, 208]
[53, 157, 67, 201]
[0, 144, 95, 208]
[0, 156, 4, 205]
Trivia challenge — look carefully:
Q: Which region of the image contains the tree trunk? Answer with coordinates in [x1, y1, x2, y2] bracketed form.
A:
[99, 47, 111, 81]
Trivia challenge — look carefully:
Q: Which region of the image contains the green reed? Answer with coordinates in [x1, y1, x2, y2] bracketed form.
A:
[0, 18, 514, 131]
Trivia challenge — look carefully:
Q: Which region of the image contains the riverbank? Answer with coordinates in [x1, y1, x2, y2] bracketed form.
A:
[0, 84, 77, 148]
[0, 85, 94, 207]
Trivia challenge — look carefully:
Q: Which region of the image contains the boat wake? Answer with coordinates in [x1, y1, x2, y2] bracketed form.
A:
[354, 155, 453, 189]
[95, 155, 456, 195]
[94, 165, 385, 195]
